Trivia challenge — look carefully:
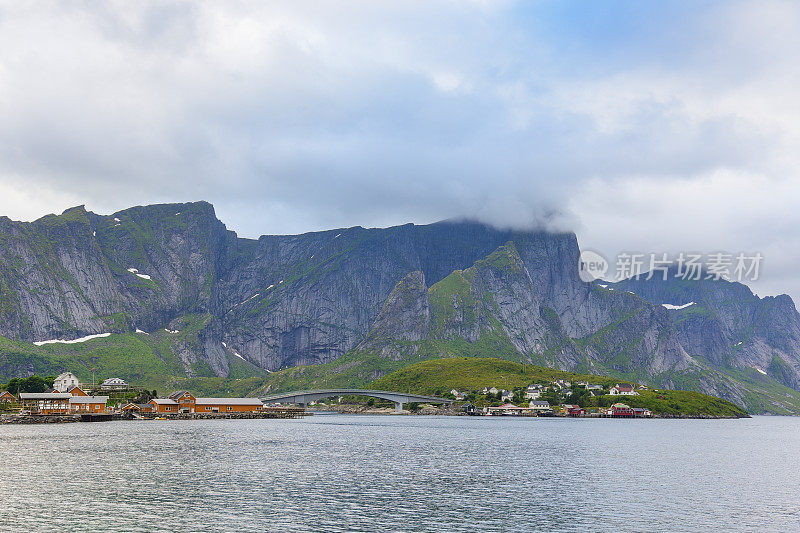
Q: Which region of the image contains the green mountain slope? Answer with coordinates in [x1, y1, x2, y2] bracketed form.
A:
[2, 201, 800, 413]
[369, 357, 749, 418]
[0, 313, 268, 394]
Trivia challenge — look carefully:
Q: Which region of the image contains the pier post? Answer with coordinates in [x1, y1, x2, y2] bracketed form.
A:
[395, 401, 403, 413]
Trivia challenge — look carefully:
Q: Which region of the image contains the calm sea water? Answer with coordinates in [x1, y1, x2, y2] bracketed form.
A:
[1, 415, 799, 532]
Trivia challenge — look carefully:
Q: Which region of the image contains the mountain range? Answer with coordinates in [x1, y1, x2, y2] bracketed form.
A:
[1, 201, 799, 413]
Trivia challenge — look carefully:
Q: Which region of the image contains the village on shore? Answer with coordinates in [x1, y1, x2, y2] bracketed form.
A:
[0, 372, 305, 423]
[1, 371, 660, 422]
[452, 379, 654, 418]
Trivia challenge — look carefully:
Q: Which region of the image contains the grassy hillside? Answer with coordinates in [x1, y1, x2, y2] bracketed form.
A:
[0, 313, 269, 395]
[370, 357, 618, 393]
[2, 315, 798, 414]
[370, 357, 749, 418]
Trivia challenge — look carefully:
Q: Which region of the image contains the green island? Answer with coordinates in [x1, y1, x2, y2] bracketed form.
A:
[368, 357, 749, 418]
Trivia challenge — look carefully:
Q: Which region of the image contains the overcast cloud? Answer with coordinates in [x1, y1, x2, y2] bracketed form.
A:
[1, 1, 799, 299]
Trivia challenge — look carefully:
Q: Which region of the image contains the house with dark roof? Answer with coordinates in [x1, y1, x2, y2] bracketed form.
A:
[101, 377, 129, 390]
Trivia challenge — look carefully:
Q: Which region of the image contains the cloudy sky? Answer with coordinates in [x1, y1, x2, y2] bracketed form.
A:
[1, 1, 799, 298]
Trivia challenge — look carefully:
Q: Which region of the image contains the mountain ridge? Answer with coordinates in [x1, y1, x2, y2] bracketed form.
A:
[1, 201, 800, 413]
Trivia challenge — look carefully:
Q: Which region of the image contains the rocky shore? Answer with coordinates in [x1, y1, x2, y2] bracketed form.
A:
[2, 414, 80, 424]
[307, 404, 464, 416]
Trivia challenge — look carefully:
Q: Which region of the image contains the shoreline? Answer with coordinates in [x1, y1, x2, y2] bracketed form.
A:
[1, 407, 308, 424]
[1, 406, 749, 424]
[304, 405, 748, 419]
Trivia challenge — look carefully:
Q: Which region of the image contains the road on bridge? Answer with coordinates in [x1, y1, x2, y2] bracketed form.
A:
[261, 389, 452, 413]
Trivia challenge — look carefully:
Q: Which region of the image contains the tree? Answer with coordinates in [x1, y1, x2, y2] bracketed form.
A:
[543, 388, 562, 406]
[6, 375, 49, 394]
[5, 378, 21, 395]
[567, 389, 592, 408]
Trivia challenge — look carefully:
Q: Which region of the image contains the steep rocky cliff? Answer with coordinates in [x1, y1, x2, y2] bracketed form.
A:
[2, 201, 800, 413]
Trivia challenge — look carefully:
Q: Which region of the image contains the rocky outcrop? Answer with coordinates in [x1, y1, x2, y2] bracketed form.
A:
[355, 271, 430, 360]
[355, 243, 698, 384]
[613, 274, 800, 389]
[2, 201, 800, 410]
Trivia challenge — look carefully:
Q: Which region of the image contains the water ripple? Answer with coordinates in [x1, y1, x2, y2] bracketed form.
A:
[0, 416, 799, 532]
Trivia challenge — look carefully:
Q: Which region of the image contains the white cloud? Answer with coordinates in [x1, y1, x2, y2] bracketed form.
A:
[0, 1, 799, 299]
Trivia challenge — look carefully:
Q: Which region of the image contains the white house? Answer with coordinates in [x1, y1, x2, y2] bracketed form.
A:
[101, 377, 128, 390]
[528, 400, 551, 410]
[525, 384, 543, 399]
[483, 387, 500, 395]
[609, 384, 638, 396]
[52, 372, 81, 393]
[500, 390, 514, 401]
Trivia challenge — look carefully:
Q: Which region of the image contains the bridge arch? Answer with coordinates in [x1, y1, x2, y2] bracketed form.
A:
[261, 389, 451, 413]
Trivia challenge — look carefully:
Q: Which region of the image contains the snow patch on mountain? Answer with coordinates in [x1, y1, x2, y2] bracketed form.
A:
[662, 302, 695, 310]
[34, 333, 111, 346]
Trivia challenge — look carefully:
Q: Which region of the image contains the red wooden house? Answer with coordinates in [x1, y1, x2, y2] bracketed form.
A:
[610, 403, 634, 417]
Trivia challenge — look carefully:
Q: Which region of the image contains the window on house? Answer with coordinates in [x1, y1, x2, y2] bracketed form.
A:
[206, 406, 211, 411]
[227, 406, 232, 411]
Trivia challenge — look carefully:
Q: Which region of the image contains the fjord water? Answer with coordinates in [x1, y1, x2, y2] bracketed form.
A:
[1, 416, 798, 532]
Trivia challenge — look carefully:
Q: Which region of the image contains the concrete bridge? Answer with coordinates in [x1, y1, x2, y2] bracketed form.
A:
[261, 389, 452, 413]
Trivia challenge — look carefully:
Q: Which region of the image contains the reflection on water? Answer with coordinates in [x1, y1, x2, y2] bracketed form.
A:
[1, 415, 799, 532]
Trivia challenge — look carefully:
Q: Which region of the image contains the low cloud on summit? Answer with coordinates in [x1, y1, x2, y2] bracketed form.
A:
[1, 1, 799, 298]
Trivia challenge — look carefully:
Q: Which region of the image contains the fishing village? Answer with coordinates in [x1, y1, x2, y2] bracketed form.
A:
[1, 372, 306, 423]
[1, 370, 667, 423]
